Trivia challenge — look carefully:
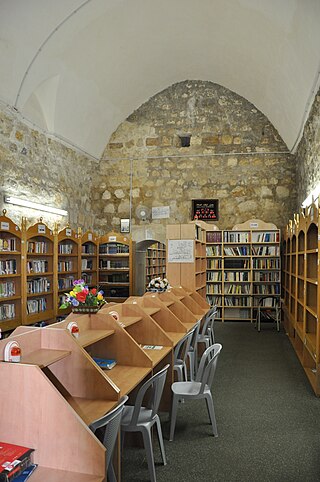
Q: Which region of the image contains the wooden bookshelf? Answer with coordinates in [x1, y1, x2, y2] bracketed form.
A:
[57, 226, 80, 317]
[80, 230, 99, 289]
[23, 219, 56, 326]
[0, 210, 22, 331]
[98, 232, 135, 302]
[206, 219, 281, 323]
[166, 223, 207, 298]
[145, 241, 166, 288]
[283, 203, 320, 395]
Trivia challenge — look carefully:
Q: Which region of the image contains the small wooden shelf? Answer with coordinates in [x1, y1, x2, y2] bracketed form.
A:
[78, 329, 115, 347]
[21, 348, 71, 367]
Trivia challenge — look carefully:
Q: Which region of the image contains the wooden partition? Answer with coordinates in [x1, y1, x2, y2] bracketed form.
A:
[0, 328, 120, 481]
[168, 286, 207, 318]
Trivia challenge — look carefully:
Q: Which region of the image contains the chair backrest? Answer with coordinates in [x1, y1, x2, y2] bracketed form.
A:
[189, 319, 201, 351]
[199, 306, 217, 338]
[174, 329, 194, 363]
[128, 364, 170, 427]
[89, 395, 128, 467]
[195, 343, 222, 393]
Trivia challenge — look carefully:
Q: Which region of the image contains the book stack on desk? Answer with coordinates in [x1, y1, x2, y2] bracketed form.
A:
[0, 442, 37, 481]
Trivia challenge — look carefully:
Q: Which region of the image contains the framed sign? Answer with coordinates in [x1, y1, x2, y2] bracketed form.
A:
[192, 199, 219, 221]
[168, 239, 194, 263]
[120, 218, 130, 233]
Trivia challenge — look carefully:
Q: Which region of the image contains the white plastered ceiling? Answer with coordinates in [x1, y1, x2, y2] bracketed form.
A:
[1, 0, 320, 159]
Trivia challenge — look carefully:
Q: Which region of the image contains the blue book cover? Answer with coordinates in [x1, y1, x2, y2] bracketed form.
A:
[93, 357, 116, 369]
[13, 464, 38, 482]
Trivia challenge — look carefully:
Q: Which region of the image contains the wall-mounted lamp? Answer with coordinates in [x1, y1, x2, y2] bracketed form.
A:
[4, 195, 68, 216]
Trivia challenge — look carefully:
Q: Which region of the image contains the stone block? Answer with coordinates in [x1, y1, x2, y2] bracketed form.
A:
[146, 137, 159, 146]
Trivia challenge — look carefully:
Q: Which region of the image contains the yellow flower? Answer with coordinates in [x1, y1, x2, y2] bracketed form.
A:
[97, 293, 103, 300]
[69, 291, 76, 297]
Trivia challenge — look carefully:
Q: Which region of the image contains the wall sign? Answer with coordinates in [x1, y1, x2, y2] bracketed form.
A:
[192, 199, 219, 221]
[168, 239, 194, 263]
[120, 219, 130, 233]
[152, 206, 170, 219]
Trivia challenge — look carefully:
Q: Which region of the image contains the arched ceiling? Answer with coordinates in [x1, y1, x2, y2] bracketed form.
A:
[1, 0, 320, 160]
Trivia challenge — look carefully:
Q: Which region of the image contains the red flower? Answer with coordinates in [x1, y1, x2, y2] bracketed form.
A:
[76, 291, 87, 303]
[83, 288, 89, 295]
[91, 288, 97, 295]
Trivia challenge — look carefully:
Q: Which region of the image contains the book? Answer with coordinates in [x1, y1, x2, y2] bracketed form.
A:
[12, 465, 37, 482]
[0, 442, 34, 482]
[92, 357, 116, 369]
[142, 345, 163, 350]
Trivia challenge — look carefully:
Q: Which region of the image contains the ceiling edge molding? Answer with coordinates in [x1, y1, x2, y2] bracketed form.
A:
[291, 62, 320, 154]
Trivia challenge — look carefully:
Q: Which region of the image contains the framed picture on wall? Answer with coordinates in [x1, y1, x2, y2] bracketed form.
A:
[120, 218, 130, 233]
[192, 199, 219, 221]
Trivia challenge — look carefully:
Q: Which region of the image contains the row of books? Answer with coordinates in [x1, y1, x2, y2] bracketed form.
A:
[225, 284, 250, 294]
[207, 259, 222, 269]
[58, 243, 74, 254]
[224, 272, 249, 281]
[0, 238, 17, 252]
[0, 260, 17, 275]
[0, 282, 15, 298]
[206, 246, 222, 256]
[224, 232, 250, 243]
[82, 244, 95, 254]
[252, 246, 280, 256]
[99, 259, 129, 269]
[225, 296, 251, 306]
[206, 232, 222, 243]
[251, 232, 279, 242]
[81, 259, 93, 270]
[99, 243, 129, 254]
[27, 241, 48, 254]
[206, 272, 222, 281]
[26, 298, 47, 314]
[224, 246, 250, 256]
[253, 272, 280, 281]
[27, 260, 48, 274]
[0, 303, 15, 321]
[27, 277, 50, 294]
[253, 285, 281, 294]
[57, 261, 74, 273]
[252, 259, 280, 269]
[58, 276, 75, 290]
[81, 273, 93, 285]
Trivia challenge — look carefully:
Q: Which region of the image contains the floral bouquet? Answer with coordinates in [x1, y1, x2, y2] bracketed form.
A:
[60, 279, 106, 312]
[146, 277, 170, 292]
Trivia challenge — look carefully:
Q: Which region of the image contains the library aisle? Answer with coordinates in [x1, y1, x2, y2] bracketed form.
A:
[122, 322, 320, 482]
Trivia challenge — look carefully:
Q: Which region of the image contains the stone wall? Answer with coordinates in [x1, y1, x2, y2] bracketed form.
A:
[94, 80, 297, 241]
[0, 106, 95, 231]
[295, 89, 320, 208]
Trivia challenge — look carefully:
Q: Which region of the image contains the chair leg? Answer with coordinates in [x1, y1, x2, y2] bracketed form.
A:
[141, 427, 156, 482]
[188, 351, 195, 380]
[205, 393, 218, 437]
[155, 415, 167, 465]
[107, 461, 117, 482]
[169, 394, 179, 441]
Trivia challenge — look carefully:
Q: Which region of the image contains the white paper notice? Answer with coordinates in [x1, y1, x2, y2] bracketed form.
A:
[152, 206, 170, 219]
[168, 239, 194, 263]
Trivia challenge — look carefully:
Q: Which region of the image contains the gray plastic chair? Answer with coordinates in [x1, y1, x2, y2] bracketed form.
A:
[169, 343, 222, 442]
[173, 329, 194, 381]
[89, 395, 128, 482]
[121, 364, 170, 482]
[197, 306, 217, 350]
[186, 319, 201, 380]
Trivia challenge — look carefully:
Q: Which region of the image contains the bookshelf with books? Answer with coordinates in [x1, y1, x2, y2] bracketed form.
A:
[0, 210, 22, 332]
[80, 230, 99, 289]
[206, 228, 223, 320]
[282, 203, 320, 395]
[23, 219, 55, 326]
[57, 226, 80, 317]
[205, 219, 281, 323]
[98, 232, 135, 302]
[166, 222, 207, 298]
[145, 241, 166, 288]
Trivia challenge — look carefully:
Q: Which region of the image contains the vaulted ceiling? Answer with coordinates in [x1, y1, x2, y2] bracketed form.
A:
[1, 0, 320, 159]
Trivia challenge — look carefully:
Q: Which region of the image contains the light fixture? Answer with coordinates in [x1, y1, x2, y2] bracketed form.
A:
[4, 195, 68, 216]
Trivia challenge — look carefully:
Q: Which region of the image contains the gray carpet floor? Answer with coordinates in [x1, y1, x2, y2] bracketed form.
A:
[122, 322, 320, 482]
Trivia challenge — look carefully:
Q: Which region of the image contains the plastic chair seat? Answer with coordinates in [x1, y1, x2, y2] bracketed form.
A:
[172, 381, 211, 397]
[121, 406, 155, 428]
